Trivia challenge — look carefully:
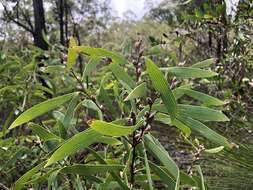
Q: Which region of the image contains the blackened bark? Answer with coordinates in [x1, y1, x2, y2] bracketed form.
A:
[64, 0, 68, 45]
[73, 23, 84, 75]
[32, 0, 48, 50]
[58, 0, 65, 46]
[208, 29, 212, 53]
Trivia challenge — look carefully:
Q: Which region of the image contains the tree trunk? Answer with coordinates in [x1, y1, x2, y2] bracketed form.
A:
[58, 0, 65, 46]
[64, 0, 68, 45]
[32, 0, 48, 50]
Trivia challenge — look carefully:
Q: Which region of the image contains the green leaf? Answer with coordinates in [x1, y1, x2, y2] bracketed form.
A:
[82, 56, 101, 78]
[144, 134, 179, 179]
[148, 161, 175, 189]
[204, 146, 224, 153]
[45, 128, 110, 167]
[196, 165, 205, 190]
[81, 99, 103, 120]
[60, 164, 124, 175]
[124, 82, 147, 101]
[176, 88, 225, 106]
[139, 142, 154, 190]
[145, 58, 177, 118]
[172, 118, 191, 137]
[42, 65, 65, 73]
[88, 148, 130, 190]
[154, 113, 191, 137]
[180, 172, 198, 187]
[177, 115, 231, 148]
[161, 67, 217, 78]
[99, 136, 122, 145]
[62, 94, 79, 129]
[28, 123, 62, 142]
[67, 48, 77, 69]
[10, 93, 76, 129]
[98, 86, 117, 115]
[172, 84, 191, 100]
[191, 58, 215, 68]
[1, 147, 29, 171]
[90, 120, 143, 137]
[14, 162, 46, 190]
[2, 110, 14, 137]
[154, 113, 172, 124]
[0, 85, 19, 94]
[67, 38, 78, 69]
[175, 172, 180, 190]
[110, 63, 135, 90]
[178, 104, 229, 121]
[137, 103, 167, 119]
[73, 46, 128, 65]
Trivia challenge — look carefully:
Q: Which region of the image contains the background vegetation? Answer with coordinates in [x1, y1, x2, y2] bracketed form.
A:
[0, 0, 252, 189]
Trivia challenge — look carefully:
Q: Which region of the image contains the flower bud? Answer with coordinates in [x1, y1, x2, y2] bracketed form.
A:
[144, 111, 150, 118]
[130, 111, 136, 120]
[146, 97, 153, 105]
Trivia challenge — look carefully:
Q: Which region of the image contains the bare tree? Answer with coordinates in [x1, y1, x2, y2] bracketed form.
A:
[1, 0, 48, 50]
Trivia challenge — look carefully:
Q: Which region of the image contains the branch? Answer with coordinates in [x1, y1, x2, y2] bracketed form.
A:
[0, 183, 9, 190]
[1, 2, 34, 35]
[21, 9, 34, 32]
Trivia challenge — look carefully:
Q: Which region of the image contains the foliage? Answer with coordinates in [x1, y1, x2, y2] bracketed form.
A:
[0, 36, 233, 189]
[0, 0, 252, 189]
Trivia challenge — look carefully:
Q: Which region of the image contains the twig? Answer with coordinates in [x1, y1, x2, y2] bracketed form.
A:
[70, 69, 102, 112]
[0, 183, 10, 190]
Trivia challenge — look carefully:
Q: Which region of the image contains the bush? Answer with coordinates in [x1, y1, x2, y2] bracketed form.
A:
[2, 39, 231, 189]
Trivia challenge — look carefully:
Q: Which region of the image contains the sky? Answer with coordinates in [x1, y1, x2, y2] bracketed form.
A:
[110, 0, 159, 19]
[0, 0, 240, 21]
[110, 0, 240, 20]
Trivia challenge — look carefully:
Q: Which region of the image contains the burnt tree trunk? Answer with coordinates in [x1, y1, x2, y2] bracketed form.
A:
[58, 0, 65, 46]
[32, 0, 48, 50]
[64, 0, 69, 45]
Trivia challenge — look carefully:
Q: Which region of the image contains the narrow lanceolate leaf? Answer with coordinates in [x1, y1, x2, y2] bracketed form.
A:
[67, 48, 77, 69]
[62, 94, 79, 129]
[28, 123, 62, 142]
[110, 63, 135, 90]
[177, 115, 231, 148]
[204, 146, 224, 153]
[196, 165, 205, 190]
[81, 99, 103, 120]
[145, 58, 177, 118]
[14, 162, 46, 190]
[191, 58, 215, 68]
[140, 142, 154, 190]
[175, 172, 180, 190]
[124, 82, 147, 101]
[69, 37, 77, 47]
[161, 67, 217, 78]
[176, 88, 225, 106]
[98, 86, 117, 115]
[178, 104, 229, 121]
[90, 120, 143, 137]
[82, 56, 101, 78]
[60, 164, 124, 175]
[0, 85, 19, 93]
[10, 93, 76, 129]
[45, 128, 119, 167]
[172, 84, 191, 100]
[73, 46, 128, 65]
[148, 161, 175, 189]
[172, 118, 191, 137]
[67, 38, 78, 69]
[99, 136, 122, 145]
[154, 113, 191, 137]
[144, 134, 179, 179]
[88, 148, 130, 190]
